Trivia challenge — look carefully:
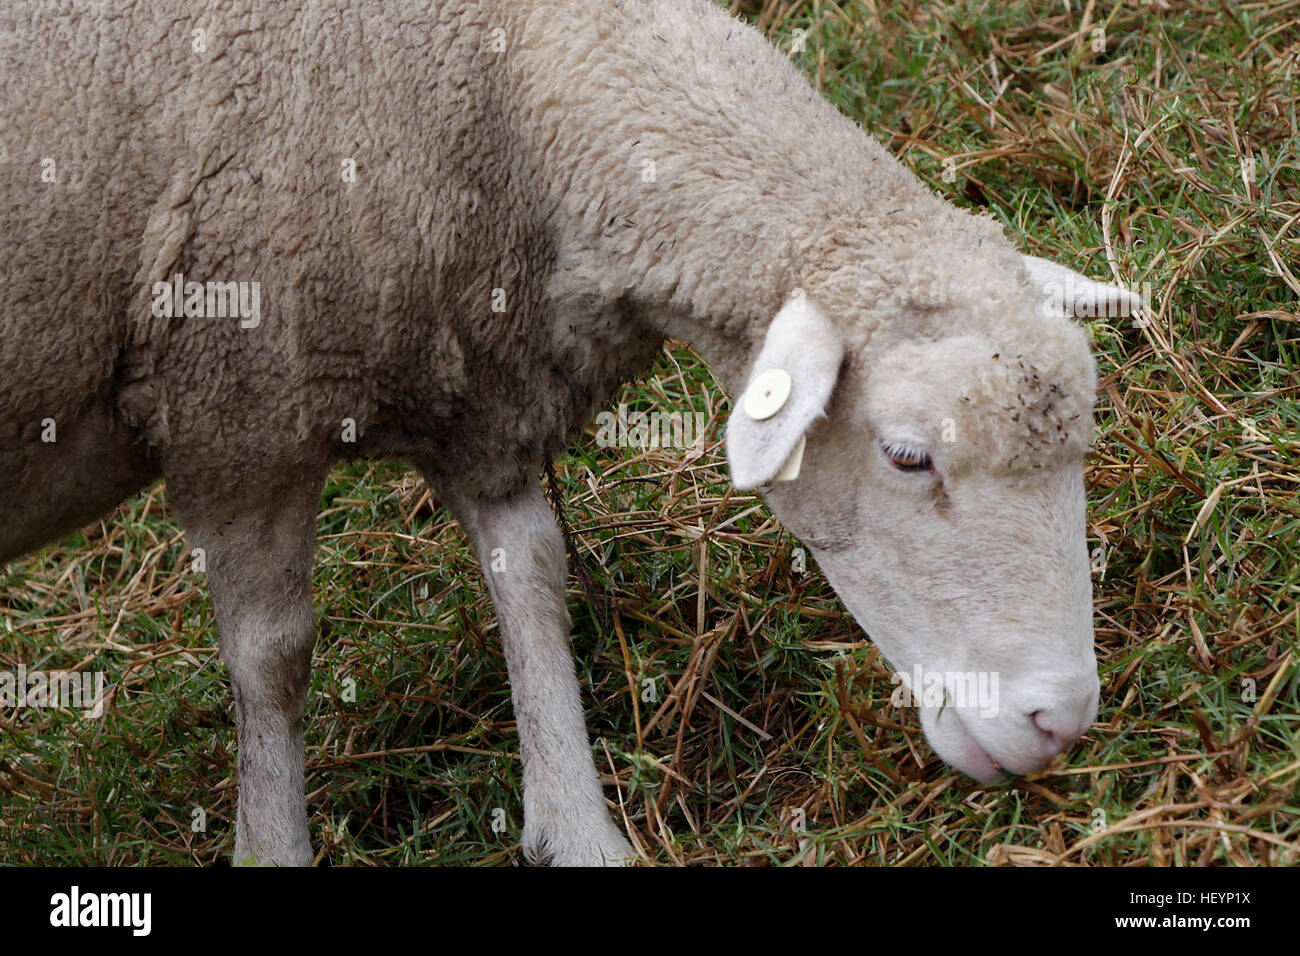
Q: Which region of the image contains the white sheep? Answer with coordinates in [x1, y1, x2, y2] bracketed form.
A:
[0, 0, 1142, 865]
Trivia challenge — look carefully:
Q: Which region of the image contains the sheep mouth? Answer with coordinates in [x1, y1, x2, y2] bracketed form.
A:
[941, 710, 1005, 783]
[946, 708, 1058, 783]
[950, 711, 1057, 782]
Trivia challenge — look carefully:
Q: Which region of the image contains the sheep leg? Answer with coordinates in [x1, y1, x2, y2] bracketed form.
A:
[439, 476, 635, 866]
[177, 476, 321, 867]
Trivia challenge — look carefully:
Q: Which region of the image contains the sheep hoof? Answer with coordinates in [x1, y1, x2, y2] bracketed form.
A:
[233, 839, 314, 867]
[524, 820, 637, 867]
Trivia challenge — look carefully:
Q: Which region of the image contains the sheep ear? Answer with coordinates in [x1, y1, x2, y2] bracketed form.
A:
[1021, 254, 1145, 319]
[726, 295, 843, 490]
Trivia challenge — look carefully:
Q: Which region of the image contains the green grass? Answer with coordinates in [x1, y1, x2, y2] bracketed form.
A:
[2, 0, 1298, 865]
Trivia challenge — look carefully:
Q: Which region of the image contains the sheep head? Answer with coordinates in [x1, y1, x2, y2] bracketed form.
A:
[726, 255, 1142, 781]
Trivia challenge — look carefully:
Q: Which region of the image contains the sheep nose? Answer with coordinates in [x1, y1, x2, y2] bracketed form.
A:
[1029, 697, 1096, 760]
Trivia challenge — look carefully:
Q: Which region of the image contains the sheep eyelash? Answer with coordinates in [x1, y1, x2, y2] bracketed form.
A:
[880, 439, 934, 474]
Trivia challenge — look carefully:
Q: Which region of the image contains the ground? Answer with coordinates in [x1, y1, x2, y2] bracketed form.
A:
[1, 0, 1297, 865]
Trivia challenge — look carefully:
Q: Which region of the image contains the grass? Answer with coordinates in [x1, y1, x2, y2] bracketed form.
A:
[2, 0, 1298, 866]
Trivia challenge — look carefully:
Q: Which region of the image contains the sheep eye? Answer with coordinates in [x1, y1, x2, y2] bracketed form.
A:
[881, 441, 933, 473]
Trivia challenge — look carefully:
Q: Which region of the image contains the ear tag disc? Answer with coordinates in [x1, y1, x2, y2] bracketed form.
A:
[743, 368, 792, 420]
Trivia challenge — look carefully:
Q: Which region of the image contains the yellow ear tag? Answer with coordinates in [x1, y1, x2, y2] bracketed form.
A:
[775, 434, 806, 482]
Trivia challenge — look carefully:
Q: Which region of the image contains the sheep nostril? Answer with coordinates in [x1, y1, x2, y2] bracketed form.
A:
[1028, 710, 1066, 755]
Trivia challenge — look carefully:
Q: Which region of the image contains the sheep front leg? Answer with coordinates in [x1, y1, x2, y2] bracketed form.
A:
[180, 479, 320, 867]
[441, 478, 635, 866]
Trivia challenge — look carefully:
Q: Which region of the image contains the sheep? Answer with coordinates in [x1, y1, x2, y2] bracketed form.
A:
[0, 0, 1143, 866]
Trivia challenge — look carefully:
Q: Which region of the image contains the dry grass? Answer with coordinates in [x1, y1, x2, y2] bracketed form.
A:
[2, 0, 1298, 865]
